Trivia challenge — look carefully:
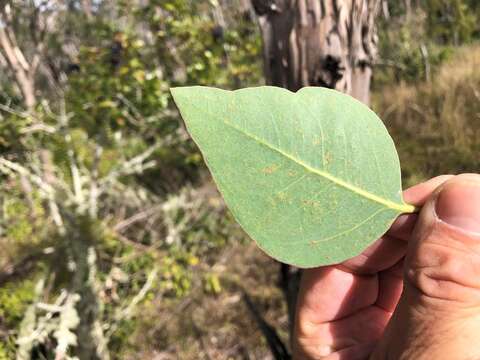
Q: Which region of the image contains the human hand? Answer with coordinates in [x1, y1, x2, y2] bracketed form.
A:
[293, 174, 480, 359]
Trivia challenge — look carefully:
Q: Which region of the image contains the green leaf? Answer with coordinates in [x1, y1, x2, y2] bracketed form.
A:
[171, 86, 415, 268]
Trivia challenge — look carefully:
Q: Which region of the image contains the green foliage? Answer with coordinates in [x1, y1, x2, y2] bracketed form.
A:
[376, 14, 454, 85]
[4, 197, 42, 244]
[0, 340, 15, 360]
[424, 0, 479, 44]
[0, 186, 49, 269]
[0, 280, 36, 358]
[172, 86, 414, 267]
[160, 256, 192, 297]
[67, 37, 170, 139]
[140, 0, 262, 87]
[0, 280, 35, 328]
[0, 115, 28, 154]
[204, 273, 222, 294]
[376, 0, 479, 86]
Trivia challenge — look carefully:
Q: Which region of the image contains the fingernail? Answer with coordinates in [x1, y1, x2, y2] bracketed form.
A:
[436, 180, 480, 232]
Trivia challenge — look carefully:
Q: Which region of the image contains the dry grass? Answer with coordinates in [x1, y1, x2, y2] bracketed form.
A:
[124, 242, 288, 360]
[373, 44, 480, 186]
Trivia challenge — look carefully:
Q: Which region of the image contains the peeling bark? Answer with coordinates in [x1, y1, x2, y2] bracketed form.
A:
[253, 0, 381, 104]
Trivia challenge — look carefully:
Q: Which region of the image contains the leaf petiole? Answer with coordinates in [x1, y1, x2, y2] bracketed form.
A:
[402, 203, 421, 214]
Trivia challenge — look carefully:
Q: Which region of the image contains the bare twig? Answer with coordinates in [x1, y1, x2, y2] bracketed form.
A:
[99, 144, 160, 189]
[0, 157, 54, 196]
[16, 278, 46, 360]
[0, 103, 33, 118]
[89, 144, 103, 218]
[113, 204, 163, 232]
[115, 93, 143, 125]
[0, 156, 66, 233]
[106, 266, 159, 338]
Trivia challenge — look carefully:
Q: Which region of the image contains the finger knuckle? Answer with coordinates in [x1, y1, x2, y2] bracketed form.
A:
[406, 239, 480, 304]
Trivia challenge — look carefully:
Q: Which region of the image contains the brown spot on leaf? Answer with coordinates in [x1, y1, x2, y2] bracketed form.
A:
[262, 164, 279, 174]
[302, 199, 320, 207]
[325, 152, 332, 164]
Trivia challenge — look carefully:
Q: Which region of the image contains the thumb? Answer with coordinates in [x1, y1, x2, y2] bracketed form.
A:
[373, 174, 480, 359]
[406, 173, 480, 305]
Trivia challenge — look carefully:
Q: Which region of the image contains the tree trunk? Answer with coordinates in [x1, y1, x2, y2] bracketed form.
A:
[81, 0, 94, 20]
[253, 0, 380, 105]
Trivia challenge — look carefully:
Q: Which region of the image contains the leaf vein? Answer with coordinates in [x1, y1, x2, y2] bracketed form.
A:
[220, 118, 412, 213]
[310, 208, 386, 245]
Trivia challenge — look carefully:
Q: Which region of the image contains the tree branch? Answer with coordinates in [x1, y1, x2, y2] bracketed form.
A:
[0, 23, 36, 109]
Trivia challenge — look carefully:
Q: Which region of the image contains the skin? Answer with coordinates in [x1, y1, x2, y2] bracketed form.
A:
[293, 174, 480, 360]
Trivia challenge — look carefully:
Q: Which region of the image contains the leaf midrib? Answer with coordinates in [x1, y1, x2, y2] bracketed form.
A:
[219, 117, 413, 214]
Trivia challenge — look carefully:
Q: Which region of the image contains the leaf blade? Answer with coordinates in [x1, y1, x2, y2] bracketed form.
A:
[171, 86, 412, 267]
